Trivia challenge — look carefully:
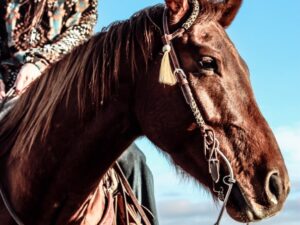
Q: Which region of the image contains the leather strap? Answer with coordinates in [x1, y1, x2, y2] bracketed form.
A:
[114, 163, 152, 225]
[0, 183, 24, 225]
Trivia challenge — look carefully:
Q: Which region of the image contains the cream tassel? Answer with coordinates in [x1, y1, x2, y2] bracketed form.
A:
[159, 44, 177, 86]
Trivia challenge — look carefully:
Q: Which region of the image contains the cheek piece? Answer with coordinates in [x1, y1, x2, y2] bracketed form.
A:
[159, 1, 248, 224]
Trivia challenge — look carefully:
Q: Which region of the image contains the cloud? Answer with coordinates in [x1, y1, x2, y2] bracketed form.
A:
[275, 123, 300, 155]
[274, 123, 300, 182]
[157, 199, 219, 225]
[157, 197, 300, 225]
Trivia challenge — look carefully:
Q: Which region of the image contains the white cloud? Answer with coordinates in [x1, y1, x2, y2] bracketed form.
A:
[157, 197, 300, 225]
[275, 123, 300, 156]
[274, 123, 300, 182]
[157, 199, 220, 225]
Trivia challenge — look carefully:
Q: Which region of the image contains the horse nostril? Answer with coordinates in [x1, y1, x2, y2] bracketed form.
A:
[269, 174, 281, 198]
[265, 171, 282, 205]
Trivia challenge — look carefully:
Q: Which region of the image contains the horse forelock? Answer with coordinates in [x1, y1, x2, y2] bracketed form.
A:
[0, 1, 221, 159]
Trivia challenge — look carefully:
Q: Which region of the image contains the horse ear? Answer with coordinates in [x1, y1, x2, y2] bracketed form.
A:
[165, 0, 190, 25]
[215, 0, 243, 28]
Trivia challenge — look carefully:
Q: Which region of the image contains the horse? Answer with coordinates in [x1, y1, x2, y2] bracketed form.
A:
[0, 0, 290, 224]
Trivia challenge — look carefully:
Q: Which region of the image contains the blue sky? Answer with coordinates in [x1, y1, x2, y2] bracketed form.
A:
[96, 1, 300, 224]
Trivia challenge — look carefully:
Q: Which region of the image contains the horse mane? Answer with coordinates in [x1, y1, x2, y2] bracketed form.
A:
[0, 5, 164, 157]
[0, 1, 218, 158]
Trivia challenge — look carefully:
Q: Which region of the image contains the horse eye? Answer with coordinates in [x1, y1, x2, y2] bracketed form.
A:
[198, 56, 218, 74]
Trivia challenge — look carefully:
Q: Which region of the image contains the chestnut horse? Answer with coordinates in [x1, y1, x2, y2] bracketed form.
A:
[0, 0, 290, 224]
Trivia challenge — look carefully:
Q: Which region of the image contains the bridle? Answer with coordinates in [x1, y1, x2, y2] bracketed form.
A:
[0, 1, 241, 225]
[160, 1, 237, 224]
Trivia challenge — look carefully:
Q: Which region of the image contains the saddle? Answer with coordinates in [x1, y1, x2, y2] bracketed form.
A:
[71, 163, 153, 225]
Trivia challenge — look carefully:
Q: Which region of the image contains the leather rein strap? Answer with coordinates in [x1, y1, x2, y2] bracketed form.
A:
[0, 183, 24, 225]
[161, 1, 236, 224]
[114, 163, 152, 225]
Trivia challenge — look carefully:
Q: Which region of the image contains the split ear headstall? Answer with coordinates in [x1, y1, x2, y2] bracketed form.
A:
[159, 0, 200, 86]
[159, 1, 238, 225]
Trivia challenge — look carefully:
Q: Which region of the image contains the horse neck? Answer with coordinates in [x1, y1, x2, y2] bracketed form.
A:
[2, 70, 141, 225]
[0, 12, 164, 222]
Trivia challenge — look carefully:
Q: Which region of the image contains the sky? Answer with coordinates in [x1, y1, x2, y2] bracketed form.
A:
[96, 1, 300, 225]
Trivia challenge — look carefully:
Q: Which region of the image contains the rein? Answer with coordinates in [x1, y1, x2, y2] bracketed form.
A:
[160, 1, 236, 224]
[0, 184, 24, 225]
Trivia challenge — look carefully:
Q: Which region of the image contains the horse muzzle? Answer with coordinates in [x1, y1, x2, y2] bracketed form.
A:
[226, 171, 290, 223]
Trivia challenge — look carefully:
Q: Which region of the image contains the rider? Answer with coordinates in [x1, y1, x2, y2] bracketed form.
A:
[0, 1, 158, 224]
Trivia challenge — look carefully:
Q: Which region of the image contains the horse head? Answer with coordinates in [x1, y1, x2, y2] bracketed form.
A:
[135, 0, 290, 222]
[0, 1, 290, 224]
